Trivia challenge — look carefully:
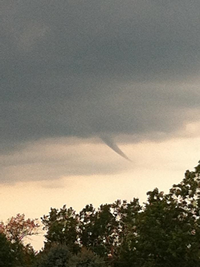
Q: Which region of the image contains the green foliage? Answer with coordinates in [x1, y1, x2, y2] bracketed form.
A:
[118, 162, 200, 267]
[69, 247, 106, 267]
[34, 244, 71, 267]
[40, 160, 200, 266]
[0, 233, 15, 267]
[41, 206, 80, 253]
[13, 242, 36, 267]
[79, 203, 118, 257]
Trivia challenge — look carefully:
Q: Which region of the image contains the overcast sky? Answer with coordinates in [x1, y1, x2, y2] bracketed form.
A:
[1, 0, 200, 250]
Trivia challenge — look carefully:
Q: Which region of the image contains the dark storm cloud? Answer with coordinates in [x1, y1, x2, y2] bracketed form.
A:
[1, 0, 200, 150]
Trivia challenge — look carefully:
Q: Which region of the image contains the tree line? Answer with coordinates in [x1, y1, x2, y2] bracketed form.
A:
[1, 162, 200, 266]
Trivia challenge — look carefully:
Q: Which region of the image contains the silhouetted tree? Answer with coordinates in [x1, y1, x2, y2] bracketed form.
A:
[41, 206, 80, 254]
[34, 244, 71, 267]
[40, 161, 200, 267]
[0, 233, 15, 267]
[118, 162, 200, 267]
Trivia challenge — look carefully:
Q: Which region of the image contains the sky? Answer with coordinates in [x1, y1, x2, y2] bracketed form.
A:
[1, 0, 200, 250]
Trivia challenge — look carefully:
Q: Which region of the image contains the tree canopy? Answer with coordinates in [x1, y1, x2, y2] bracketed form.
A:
[2, 161, 200, 266]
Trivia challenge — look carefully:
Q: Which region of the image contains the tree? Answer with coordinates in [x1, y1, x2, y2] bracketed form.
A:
[41, 205, 80, 253]
[118, 162, 200, 267]
[34, 244, 71, 267]
[0, 233, 15, 267]
[0, 213, 39, 244]
[41, 201, 141, 265]
[40, 161, 200, 266]
[69, 247, 106, 267]
[79, 204, 117, 258]
[0, 214, 39, 266]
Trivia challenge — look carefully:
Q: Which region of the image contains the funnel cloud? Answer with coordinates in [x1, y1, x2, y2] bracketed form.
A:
[100, 135, 131, 162]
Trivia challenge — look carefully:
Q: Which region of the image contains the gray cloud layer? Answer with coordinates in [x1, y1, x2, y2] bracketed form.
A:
[1, 0, 200, 152]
